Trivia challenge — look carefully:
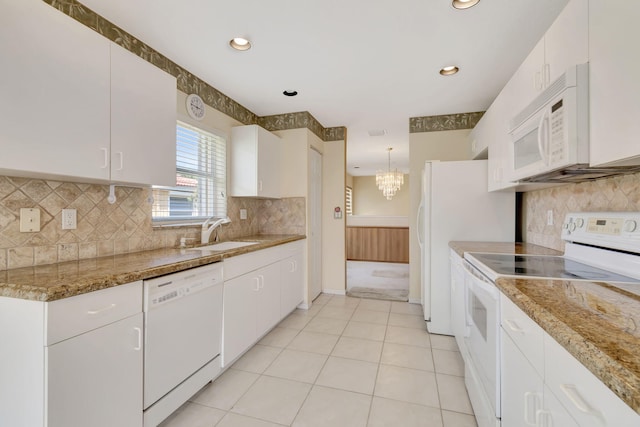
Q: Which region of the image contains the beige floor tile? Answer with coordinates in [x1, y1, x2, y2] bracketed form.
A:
[385, 325, 431, 348]
[217, 412, 284, 427]
[231, 376, 311, 425]
[390, 301, 424, 316]
[325, 296, 361, 308]
[300, 304, 322, 316]
[278, 312, 312, 330]
[343, 321, 387, 342]
[258, 327, 300, 348]
[293, 385, 371, 427]
[436, 373, 474, 414]
[303, 316, 349, 335]
[433, 349, 464, 376]
[367, 397, 443, 427]
[264, 349, 327, 383]
[442, 410, 478, 427]
[190, 368, 259, 410]
[358, 299, 391, 312]
[231, 345, 281, 374]
[380, 342, 435, 371]
[286, 330, 339, 355]
[312, 294, 332, 306]
[316, 356, 379, 395]
[316, 305, 356, 320]
[430, 335, 459, 351]
[388, 313, 426, 329]
[351, 308, 389, 325]
[374, 364, 440, 408]
[331, 336, 384, 363]
[159, 402, 226, 427]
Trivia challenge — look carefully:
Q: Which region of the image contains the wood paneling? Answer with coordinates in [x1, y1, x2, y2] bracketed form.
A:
[346, 227, 409, 263]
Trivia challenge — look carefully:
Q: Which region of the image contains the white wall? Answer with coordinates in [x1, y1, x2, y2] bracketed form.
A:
[352, 175, 409, 216]
[322, 139, 346, 295]
[408, 129, 472, 303]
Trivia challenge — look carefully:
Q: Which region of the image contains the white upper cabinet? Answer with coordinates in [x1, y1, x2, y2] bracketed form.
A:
[110, 44, 176, 186]
[0, 0, 111, 182]
[588, 0, 640, 167]
[231, 125, 282, 198]
[0, 0, 176, 186]
[510, 0, 588, 115]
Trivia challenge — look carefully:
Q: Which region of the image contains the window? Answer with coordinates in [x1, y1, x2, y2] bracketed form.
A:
[152, 121, 226, 222]
[345, 186, 353, 215]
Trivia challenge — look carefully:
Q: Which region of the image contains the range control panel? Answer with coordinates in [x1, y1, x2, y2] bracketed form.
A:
[562, 212, 640, 253]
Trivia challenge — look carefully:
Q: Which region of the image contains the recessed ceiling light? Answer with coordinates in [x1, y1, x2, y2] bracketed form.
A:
[283, 90, 298, 97]
[229, 37, 251, 51]
[439, 65, 459, 76]
[452, 0, 480, 10]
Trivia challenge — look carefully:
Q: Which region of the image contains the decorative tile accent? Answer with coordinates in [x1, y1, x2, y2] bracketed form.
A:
[523, 172, 640, 251]
[409, 112, 484, 133]
[43, 0, 341, 141]
[0, 175, 305, 270]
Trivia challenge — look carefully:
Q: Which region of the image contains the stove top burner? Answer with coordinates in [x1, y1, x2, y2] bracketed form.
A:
[466, 253, 640, 284]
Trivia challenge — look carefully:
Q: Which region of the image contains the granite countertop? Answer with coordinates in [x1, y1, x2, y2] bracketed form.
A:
[450, 241, 640, 415]
[0, 234, 305, 302]
[448, 241, 563, 257]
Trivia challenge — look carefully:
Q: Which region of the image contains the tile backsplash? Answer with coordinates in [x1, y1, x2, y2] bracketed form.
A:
[0, 175, 305, 270]
[522, 171, 640, 251]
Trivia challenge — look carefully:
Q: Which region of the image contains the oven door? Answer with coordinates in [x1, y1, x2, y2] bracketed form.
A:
[464, 261, 501, 420]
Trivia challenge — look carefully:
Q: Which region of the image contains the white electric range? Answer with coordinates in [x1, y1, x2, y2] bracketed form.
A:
[461, 212, 640, 427]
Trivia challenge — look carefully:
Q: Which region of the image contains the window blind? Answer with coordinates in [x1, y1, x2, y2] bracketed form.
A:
[152, 121, 226, 221]
[346, 186, 353, 215]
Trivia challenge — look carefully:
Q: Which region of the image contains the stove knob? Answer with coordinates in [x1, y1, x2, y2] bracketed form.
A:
[568, 222, 577, 232]
[623, 220, 637, 233]
[575, 218, 585, 228]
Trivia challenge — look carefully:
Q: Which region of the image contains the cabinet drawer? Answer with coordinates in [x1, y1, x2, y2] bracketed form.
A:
[46, 281, 142, 345]
[544, 334, 640, 427]
[224, 245, 282, 280]
[500, 294, 544, 376]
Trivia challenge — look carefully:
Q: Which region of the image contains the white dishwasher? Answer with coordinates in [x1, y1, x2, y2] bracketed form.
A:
[143, 262, 223, 427]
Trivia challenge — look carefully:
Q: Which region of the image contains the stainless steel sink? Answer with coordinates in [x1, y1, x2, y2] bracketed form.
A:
[188, 241, 259, 251]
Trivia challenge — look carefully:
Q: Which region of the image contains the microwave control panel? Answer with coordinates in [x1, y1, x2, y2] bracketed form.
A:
[549, 98, 565, 165]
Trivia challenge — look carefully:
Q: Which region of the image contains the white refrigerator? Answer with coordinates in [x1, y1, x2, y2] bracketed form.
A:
[418, 160, 514, 335]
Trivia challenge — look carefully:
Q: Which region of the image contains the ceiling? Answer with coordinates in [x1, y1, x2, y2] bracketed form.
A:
[79, 0, 568, 176]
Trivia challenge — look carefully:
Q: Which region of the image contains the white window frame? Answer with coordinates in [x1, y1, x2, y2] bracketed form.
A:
[152, 118, 227, 225]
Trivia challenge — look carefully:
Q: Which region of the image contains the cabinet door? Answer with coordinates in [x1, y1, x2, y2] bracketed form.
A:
[501, 331, 544, 427]
[256, 126, 282, 198]
[222, 274, 258, 366]
[541, 385, 579, 427]
[509, 38, 545, 114]
[47, 313, 143, 427]
[589, 0, 640, 167]
[545, 334, 640, 426]
[544, 0, 588, 85]
[0, 0, 110, 182]
[281, 251, 304, 317]
[256, 262, 282, 338]
[110, 43, 177, 186]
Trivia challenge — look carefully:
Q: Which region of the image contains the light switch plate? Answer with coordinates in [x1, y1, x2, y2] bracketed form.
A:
[240, 209, 247, 220]
[20, 208, 40, 232]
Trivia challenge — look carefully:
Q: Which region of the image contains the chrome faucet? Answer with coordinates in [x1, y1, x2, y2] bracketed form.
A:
[201, 216, 231, 244]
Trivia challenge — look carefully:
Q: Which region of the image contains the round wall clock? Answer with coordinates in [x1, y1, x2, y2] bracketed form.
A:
[186, 94, 206, 120]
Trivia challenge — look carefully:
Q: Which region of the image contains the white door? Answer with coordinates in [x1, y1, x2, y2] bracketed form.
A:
[309, 149, 322, 300]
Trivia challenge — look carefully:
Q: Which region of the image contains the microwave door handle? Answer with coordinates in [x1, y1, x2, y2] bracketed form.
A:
[537, 110, 550, 166]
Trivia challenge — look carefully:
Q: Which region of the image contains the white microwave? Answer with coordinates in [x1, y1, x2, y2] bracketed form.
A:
[508, 64, 589, 182]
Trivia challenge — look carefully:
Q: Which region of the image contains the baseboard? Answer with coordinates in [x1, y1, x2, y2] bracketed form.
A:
[321, 289, 346, 296]
[408, 297, 421, 305]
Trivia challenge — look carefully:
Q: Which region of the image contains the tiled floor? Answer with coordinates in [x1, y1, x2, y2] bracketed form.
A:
[160, 294, 477, 427]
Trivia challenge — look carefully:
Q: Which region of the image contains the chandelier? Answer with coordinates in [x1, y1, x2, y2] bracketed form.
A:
[376, 147, 404, 200]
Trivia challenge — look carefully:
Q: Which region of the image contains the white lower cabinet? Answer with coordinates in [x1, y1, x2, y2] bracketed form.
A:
[500, 294, 640, 427]
[281, 243, 305, 317]
[47, 313, 143, 427]
[222, 241, 305, 367]
[0, 281, 143, 427]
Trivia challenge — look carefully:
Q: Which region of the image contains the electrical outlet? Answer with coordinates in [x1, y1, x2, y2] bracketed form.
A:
[20, 208, 40, 232]
[547, 210, 554, 226]
[62, 209, 77, 230]
[240, 209, 247, 220]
